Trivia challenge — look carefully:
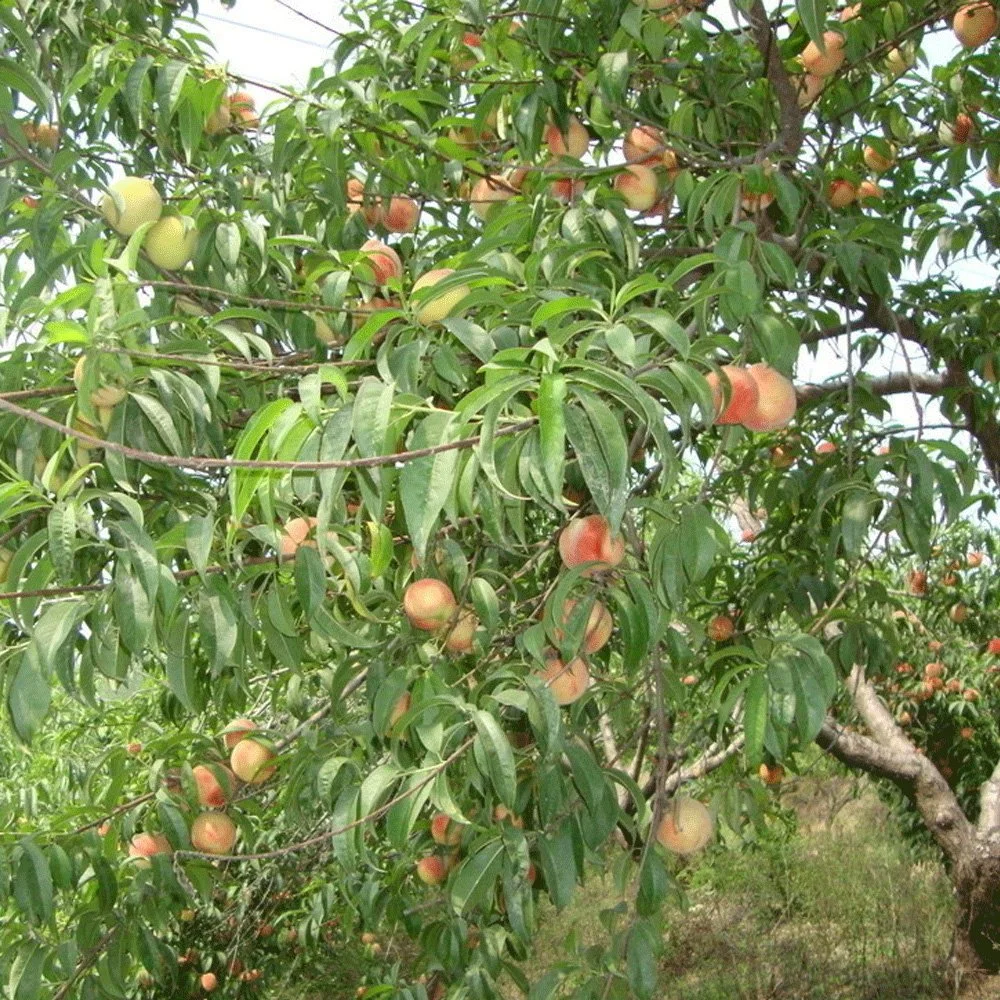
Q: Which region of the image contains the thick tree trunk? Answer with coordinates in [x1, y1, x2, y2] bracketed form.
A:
[952, 854, 1000, 975]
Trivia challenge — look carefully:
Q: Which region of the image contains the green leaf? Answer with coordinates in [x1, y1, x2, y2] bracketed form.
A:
[841, 489, 873, 559]
[0, 57, 49, 109]
[537, 373, 566, 499]
[184, 515, 214, 579]
[472, 710, 517, 807]
[797, 0, 829, 47]
[131, 392, 184, 455]
[8, 655, 50, 745]
[450, 840, 504, 913]
[14, 840, 53, 924]
[744, 672, 769, 768]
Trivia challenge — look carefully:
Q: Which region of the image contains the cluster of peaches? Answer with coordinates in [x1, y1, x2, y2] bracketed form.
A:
[126, 718, 278, 865]
[705, 363, 797, 432]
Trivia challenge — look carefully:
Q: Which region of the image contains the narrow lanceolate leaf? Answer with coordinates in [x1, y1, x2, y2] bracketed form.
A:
[537, 373, 567, 499]
[352, 377, 394, 458]
[450, 840, 504, 913]
[131, 392, 184, 455]
[743, 672, 769, 768]
[399, 411, 464, 560]
[797, 0, 829, 47]
[472, 710, 517, 807]
[8, 654, 51, 745]
[46, 502, 76, 582]
[14, 839, 54, 924]
[185, 514, 214, 579]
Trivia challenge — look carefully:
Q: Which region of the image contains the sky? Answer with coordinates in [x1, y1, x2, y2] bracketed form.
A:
[193, 0, 996, 445]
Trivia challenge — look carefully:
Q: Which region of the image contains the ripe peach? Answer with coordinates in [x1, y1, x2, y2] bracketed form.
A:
[949, 602, 968, 624]
[222, 718, 257, 748]
[705, 365, 760, 425]
[493, 804, 525, 828]
[360, 239, 403, 286]
[201, 972, 218, 992]
[229, 90, 259, 129]
[946, 678, 962, 693]
[128, 832, 172, 865]
[411, 268, 471, 324]
[430, 812, 464, 846]
[924, 662, 944, 679]
[967, 551, 984, 568]
[906, 569, 928, 596]
[383, 196, 419, 233]
[800, 32, 846, 77]
[558, 515, 626, 575]
[940, 114, 974, 146]
[794, 73, 826, 108]
[953, 3, 997, 48]
[545, 115, 590, 158]
[230, 738, 277, 784]
[857, 180, 883, 201]
[555, 598, 614, 653]
[827, 179, 857, 208]
[404, 579, 458, 631]
[470, 175, 516, 220]
[741, 364, 797, 432]
[839, 3, 861, 20]
[191, 812, 237, 855]
[741, 190, 775, 213]
[681, 674, 698, 685]
[443, 609, 478, 654]
[613, 165, 660, 211]
[624, 125, 667, 164]
[741, 528, 759, 543]
[193, 764, 237, 808]
[205, 100, 232, 136]
[770, 444, 796, 469]
[126, 741, 143, 755]
[863, 144, 896, 172]
[539, 655, 590, 705]
[277, 516, 317, 560]
[548, 174, 585, 202]
[928, 639, 944, 653]
[706, 615, 734, 642]
[758, 763, 784, 785]
[655, 798, 714, 854]
[988, 638, 1000, 655]
[964, 687, 980, 701]
[346, 177, 383, 226]
[416, 855, 447, 885]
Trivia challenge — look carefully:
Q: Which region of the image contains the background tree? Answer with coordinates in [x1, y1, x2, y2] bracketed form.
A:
[2, 0, 1000, 996]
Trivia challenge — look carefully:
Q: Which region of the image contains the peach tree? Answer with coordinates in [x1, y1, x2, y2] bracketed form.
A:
[2, 0, 1000, 995]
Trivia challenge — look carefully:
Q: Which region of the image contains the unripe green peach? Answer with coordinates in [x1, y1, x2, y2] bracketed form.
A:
[143, 216, 198, 270]
[411, 269, 470, 324]
[100, 177, 163, 236]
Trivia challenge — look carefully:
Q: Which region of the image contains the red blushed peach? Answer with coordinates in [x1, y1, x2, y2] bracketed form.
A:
[346, 177, 383, 226]
[383, 196, 419, 233]
[655, 798, 713, 854]
[549, 174, 585, 203]
[201, 972, 218, 992]
[555, 599, 613, 653]
[863, 144, 895, 173]
[558, 515, 626, 575]
[416, 855, 447, 885]
[443, 608, 478, 653]
[404, 579, 458, 631]
[360, 238, 403, 286]
[613, 165, 661, 211]
[539, 655, 590, 705]
[351, 296, 400, 331]
[229, 738, 277, 784]
[278, 516, 317, 560]
[411, 268, 471, 324]
[624, 125, 667, 164]
[759, 763, 785, 785]
[794, 73, 826, 108]
[953, 2, 997, 48]
[967, 551, 984, 568]
[906, 570, 928, 596]
[191, 812, 238, 855]
[827, 179, 857, 208]
[430, 812, 464, 846]
[857, 180, 882, 201]
[799, 31, 846, 77]
[222, 718, 257, 748]
[741, 190, 775, 213]
[128, 832, 172, 866]
[705, 365, 760, 425]
[706, 614, 734, 642]
[193, 764, 237, 808]
[741, 365, 797, 433]
[545, 116, 590, 158]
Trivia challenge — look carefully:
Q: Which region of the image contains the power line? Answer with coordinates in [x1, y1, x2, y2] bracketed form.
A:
[199, 11, 331, 50]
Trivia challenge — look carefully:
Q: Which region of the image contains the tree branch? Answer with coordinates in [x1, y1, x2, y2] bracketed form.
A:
[796, 369, 963, 405]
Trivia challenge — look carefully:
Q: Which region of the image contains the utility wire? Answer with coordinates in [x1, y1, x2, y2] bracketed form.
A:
[198, 11, 331, 50]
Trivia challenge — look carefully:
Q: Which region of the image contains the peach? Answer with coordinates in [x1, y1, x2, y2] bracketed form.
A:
[758, 763, 785, 784]
[205, 100, 232, 136]
[389, 692, 411, 729]
[416, 855, 447, 885]
[549, 174, 585, 202]
[623, 125, 667, 164]
[968, 551, 984, 567]
[201, 972, 218, 992]
[193, 764, 237, 808]
[383, 196, 419, 233]
[493, 804, 525, 828]
[613, 165, 660, 211]
[404, 579, 458, 630]
[443, 608, 478, 653]
[222, 718, 257, 748]
[827, 179, 857, 208]
[360, 238, 403, 286]
[924, 662, 944, 679]
[558, 515, 626, 575]
[230, 738, 277, 784]
[229, 90, 259, 129]
[555, 599, 613, 654]
[539, 655, 590, 705]
[351, 296, 400, 331]
[705, 365, 760, 425]
[545, 115, 590, 158]
[100, 176, 163, 236]
[857, 180, 882, 200]
[770, 444, 796, 468]
[654, 798, 714, 854]
[815, 440, 838, 455]
[741, 190, 775, 213]
[277, 516, 319, 560]
[799, 31, 846, 77]
[988, 167, 1000, 188]
[143, 215, 198, 270]
[949, 602, 968, 624]
[939, 113, 974, 146]
[906, 570, 928, 596]
[128, 832, 172, 866]
[430, 812, 464, 846]
[953, 3, 997, 48]
[863, 143, 896, 172]
[965, 687, 980, 702]
[741, 364, 797, 432]
[839, 3, 861, 20]
[191, 812, 238, 855]
[411, 268, 471, 324]
[885, 47, 913, 76]
[706, 614, 734, 642]
[794, 73, 826, 108]
[471, 175, 516, 220]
